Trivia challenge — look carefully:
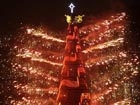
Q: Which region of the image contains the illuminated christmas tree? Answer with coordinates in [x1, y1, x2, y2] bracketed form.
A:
[6, 2, 140, 105]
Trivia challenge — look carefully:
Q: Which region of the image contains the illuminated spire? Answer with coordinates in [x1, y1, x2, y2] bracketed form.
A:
[69, 3, 75, 13]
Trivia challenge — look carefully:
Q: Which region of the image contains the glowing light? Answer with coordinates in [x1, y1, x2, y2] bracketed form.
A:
[31, 57, 62, 66]
[80, 12, 126, 41]
[69, 3, 75, 13]
[27, 28, 34, 34]
[65, 15, 72, 23]
[75, 15, 85, 23]
[26, 28, 65, 43]
[16, 52, 62, 67]
[113, 98, 131, 105]
[83, 38, 124, 53]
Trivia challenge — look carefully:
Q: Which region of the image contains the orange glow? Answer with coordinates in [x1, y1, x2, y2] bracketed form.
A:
[83, 38, 124, 54]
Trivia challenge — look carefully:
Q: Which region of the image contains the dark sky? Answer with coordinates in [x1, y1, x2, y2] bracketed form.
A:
[0, 0, 108, 27]
[0, 0, 139, 34]
[0, 0, 129, 31]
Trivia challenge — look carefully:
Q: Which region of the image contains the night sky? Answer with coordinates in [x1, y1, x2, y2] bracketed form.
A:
[0, 0, 140, 32]
[0, 0, 140, 104]
[0, 0, 110, 32]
